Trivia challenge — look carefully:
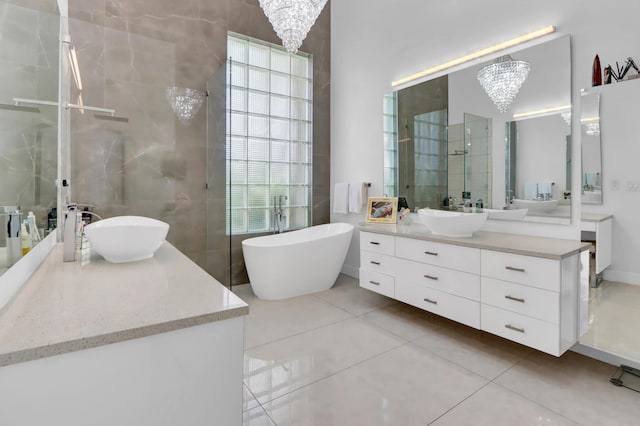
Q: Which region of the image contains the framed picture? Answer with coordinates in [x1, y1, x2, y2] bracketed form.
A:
[366, 197, 398, 223]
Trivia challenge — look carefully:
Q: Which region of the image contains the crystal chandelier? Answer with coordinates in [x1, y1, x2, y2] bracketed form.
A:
[259, 0, 328, 53]
[166, 87, 205, 126]
[477, 55, 530, 113]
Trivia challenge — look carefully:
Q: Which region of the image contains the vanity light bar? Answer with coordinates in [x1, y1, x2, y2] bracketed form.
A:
[512, 104, 571, 119]
[391, 25, 556, 87]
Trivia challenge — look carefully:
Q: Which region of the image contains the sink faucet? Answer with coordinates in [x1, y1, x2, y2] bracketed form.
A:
[63, 203, 80, 262]
[273, 195, 287, 234]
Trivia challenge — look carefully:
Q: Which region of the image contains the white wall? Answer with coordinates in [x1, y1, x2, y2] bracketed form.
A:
[331, 0, 640, 282]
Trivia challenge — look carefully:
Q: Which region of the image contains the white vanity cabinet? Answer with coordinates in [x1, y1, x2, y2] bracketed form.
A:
[480, 250, 580, 356]
[359, 228, 589, 357]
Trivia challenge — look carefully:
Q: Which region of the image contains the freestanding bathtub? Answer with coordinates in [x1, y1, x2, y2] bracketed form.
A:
[241, 223, 354, 300]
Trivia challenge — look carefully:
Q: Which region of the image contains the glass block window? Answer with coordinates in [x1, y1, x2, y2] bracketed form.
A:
[413, 109, 448, 208]
[226, 33, 313, 234]
[383, 93, 398, 197]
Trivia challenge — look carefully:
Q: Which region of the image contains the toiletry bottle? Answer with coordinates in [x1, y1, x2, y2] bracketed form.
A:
[21, 220, 32, 256]
[27, 211, 41, 242]
[5, 210, 21, 266]
[475, 198, 484, 212]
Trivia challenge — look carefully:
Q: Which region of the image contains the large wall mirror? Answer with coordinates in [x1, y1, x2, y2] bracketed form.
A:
[581, 92, 602, 204]
[0, 1, 60, 275]
[384, 35, 572, 224]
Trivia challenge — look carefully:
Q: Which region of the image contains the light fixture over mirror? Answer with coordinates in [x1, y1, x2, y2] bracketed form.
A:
[259, 0, 328, 53]
[477, 55, 530, 113]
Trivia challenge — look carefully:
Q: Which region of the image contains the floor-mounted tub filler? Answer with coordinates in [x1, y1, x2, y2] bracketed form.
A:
[242, 223, 354, 300]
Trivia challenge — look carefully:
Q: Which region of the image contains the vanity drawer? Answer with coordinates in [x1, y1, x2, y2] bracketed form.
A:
[395, 280, 480, 329]
[361, 250, 397, 275]
[481, 304, 560, 356]
[395, 257, 480, 301]
[481, 277, 559, 324]
[360, 232, 395, 256]
[359, 269, 395, 298]
[395, 237, 480, 274]
[481, 250, 560, 291]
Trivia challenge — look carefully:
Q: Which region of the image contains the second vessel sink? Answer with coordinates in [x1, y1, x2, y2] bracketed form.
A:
[416, 208, 488, 237]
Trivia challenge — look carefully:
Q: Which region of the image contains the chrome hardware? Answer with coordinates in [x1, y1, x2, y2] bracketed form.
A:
[505, 295, 525, 303]
[370, 261, 381, 265]
[423, 298, 438, 305]
[369, 280, 380, 286]
[369, 241, 380, 245]
[423, 274, 438, 281]
[505, 324, 525, 333]
[505, 266, 525, 272]
[424, 251, 438, 256]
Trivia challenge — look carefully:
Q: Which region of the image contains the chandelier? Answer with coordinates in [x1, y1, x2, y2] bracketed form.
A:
[259, 0, 328, 53]
[166, 87, 205, 126]
[477, 55, 530, 113]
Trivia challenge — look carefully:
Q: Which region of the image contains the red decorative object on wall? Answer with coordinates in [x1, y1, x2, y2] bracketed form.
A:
[592, 54, 602, 86]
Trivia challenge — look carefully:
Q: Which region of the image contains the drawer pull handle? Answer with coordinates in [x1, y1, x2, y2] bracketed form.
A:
[370, 261, 381, 265]
[370, 241, 380, 245]
[424, 251, 438, 256]
[423, 298, 438, 305]
[504, 295, 525, 303]
[505, 266, 525, 272]
[369, 280, 380, 286]
[424, 274, 439, 281]
[505, 324, 525, 333]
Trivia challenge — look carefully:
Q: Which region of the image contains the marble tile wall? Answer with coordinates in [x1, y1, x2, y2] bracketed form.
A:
[68, 0, 331, 284]
[0, 1, 59, 252]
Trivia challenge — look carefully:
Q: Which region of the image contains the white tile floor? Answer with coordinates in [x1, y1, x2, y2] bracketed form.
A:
[234, 274, 640, 426]
[580, 280, 640, 363]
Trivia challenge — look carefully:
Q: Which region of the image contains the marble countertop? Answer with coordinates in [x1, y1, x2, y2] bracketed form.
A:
[360, 222, 590, 260]
[581, 212, 613, 222]
[0, 242, 248, 367]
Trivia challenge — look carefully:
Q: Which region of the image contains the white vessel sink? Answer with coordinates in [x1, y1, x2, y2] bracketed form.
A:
[511, 199, 559, 213]
[416, 208, 488, 237]
[84, 216, 169, 263]
[485, 208, 528, 221]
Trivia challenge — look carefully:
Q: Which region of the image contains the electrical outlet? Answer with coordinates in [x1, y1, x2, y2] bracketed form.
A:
[611, 178, 619, 191]
[625, 180, 640, 191]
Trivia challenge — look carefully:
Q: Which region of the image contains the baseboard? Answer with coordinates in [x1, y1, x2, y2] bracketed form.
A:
[602, 269, 640, 286]
[571, 343, 640, 370]
[341, 264, 359, 279]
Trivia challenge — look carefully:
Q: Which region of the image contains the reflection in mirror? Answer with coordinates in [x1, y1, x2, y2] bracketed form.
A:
[505, 113, 572, 223]
[581, 92, 602, 204]
[0, 1, 59, 275]
[384, 35, 571, 223]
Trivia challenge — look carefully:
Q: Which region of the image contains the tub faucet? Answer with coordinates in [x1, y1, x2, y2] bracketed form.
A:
[273, 195, 287, 234]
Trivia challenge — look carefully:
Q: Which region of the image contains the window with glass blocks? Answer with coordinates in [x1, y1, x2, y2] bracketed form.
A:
[226, 33, 313, 234]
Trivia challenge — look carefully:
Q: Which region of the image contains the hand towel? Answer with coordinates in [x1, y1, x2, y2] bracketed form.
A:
[523, 183, 537, 200]
[333, 182, 349, 214]
[349, 181, 367, 214]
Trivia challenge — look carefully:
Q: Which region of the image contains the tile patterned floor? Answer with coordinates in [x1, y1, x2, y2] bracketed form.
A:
[580, 280, 640, 363]
[234, 274, 640, 426]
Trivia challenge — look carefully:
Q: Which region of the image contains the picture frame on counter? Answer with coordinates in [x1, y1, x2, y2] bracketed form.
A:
[366, 197, 398, 223]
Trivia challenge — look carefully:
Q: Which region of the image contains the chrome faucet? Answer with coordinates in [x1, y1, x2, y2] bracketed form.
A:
[63, 203, 80, 262]
[505, 190, 515, 209]
[273, 195, 287, 234]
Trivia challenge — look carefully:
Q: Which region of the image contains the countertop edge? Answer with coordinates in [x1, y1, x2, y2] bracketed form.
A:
[0, 305, 249, 367]
[360, 225, 590, 260]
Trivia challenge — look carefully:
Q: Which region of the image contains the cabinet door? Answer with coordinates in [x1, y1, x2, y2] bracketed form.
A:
[481, 305, 560, 356]
[360, 232, 395, 256]
[481, 250, 560, 291]
[481, 277, 559, 324]
[395, 257, 480, 301]
[395, 280, 480, 329]
[360, 251, 397, 276]
[359, 268, 395, 298]
[395, 237, 480, 274]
